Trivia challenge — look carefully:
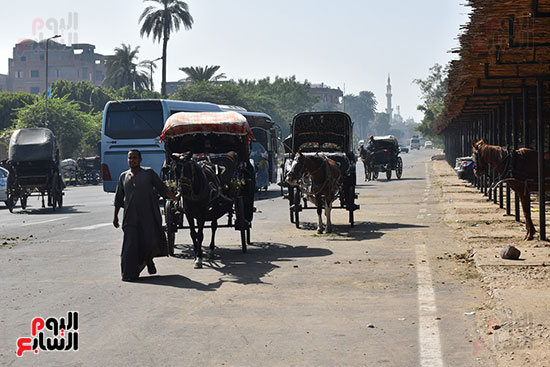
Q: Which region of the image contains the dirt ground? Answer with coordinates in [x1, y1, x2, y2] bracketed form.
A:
[432, 158, 550, 367]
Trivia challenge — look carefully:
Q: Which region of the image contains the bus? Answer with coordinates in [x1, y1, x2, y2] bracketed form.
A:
[101, 99, 223, 192]
[219, 106, 280, 186]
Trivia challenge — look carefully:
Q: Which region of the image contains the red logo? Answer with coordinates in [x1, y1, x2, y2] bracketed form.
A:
[16, 312, 78, 357]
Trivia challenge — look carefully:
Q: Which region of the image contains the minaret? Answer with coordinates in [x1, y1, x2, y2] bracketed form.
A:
[386, 74, 393, 121]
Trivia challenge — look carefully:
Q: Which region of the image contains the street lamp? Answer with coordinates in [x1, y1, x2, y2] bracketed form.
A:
[45, 34, 61, 125]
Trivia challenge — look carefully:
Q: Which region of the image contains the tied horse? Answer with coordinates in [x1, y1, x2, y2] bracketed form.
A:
[286, 152, 341, 234]
[472, 139, 550, 240]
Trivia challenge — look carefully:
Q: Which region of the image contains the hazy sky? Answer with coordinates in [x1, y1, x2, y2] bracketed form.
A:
[0, 1, 469, 122]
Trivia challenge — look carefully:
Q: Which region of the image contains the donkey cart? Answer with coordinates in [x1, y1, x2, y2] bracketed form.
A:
[161, 112, 255, 267]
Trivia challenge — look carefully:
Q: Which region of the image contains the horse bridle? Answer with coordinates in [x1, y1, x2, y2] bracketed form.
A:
[472, 142, 483, 169]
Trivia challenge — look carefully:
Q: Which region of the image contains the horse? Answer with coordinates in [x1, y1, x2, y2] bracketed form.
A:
[472, 139, 550, 240]
[359, 145, 374, 181]
[285, 152, 342, 234]
[175, 152, 236, 268]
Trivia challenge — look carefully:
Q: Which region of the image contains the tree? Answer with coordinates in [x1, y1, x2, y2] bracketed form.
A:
[0, 92, 37, 130]
[50, 80, 112, 113]
[14, 97, 99, 158]
[105, 44, 149, 91]
[343, 91, 377, 139]
[179, 65, 226, 82]
[372, 112, 391, 136]
[139, 59, 159, 91]
[414, 63, 448, 138]
[139, 0, 194, 97]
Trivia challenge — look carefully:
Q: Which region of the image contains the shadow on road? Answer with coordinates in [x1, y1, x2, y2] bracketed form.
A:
[166, 241, 332, 288]
[296, 221, 428, 241]
[132, 275, 223, 291]
[10, 205, 88, 215]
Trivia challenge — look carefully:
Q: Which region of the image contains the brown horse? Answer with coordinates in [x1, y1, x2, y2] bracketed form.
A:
[285, 153, 342, 233]
[472, 139, 550, 240]
[359, 146, 374, 181]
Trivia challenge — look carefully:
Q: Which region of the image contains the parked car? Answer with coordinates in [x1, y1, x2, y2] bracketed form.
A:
[0, 166, 8, 204]
[399, 145, 409, 153]
[454, 156, 474, 180]
[424, 140, 433, 149]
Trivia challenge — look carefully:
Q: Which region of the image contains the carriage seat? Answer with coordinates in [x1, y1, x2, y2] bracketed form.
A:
[199, 151, 239, 185]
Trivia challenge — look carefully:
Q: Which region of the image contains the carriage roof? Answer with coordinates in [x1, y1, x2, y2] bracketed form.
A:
[160, 111, 253, 141]
[291, 112, 353, 153]
[9, 128, 57, 162]
[372, 135, 399, 147]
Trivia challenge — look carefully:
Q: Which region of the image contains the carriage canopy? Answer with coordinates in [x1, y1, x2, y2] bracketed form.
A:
[291, 112, 353, 154]
[161, 111, 253, 141]
[372, 135, 399, 150]
[9, 128, 57, 162]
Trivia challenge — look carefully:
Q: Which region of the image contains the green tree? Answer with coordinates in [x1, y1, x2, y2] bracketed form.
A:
[139, 59, 159, 91]
[105, 44, 149, 91]
[171, 81, 250, 107]
[0, 92, 37, 130]
[139, 0, 194, 97]
[50, 80, 112, 113]
[179, 65, 226, 82]
[414, 63, 448, 138]
[343, 91, 377, 139]
[14, 97, 98, 158]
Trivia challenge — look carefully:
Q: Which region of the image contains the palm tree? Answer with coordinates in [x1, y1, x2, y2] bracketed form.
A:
[139, 0, 194, 97]
[139, 59, 159, 91]
[179, 65, 226, 83]
[105, 44, 149, 90]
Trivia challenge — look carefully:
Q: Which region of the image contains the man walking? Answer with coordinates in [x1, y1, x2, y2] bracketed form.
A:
[113, 149, 178, 281]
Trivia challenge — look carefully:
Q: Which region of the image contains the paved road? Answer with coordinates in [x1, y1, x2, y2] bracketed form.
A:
[0, 149, 495, 366]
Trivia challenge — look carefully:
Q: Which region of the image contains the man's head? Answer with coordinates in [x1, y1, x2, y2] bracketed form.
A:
[128, 149, 142, 169]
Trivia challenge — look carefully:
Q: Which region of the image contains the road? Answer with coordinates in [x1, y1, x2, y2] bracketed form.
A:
[0, 149, 496, 366]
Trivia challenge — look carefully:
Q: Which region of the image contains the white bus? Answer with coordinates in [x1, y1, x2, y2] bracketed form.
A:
[101, 99, 223, 192]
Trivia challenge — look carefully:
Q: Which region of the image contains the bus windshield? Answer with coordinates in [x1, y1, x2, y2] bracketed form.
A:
[105, 101, 163, 139]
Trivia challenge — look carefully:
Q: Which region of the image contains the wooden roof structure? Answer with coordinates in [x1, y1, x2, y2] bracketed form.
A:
[436, 0, 550, 134]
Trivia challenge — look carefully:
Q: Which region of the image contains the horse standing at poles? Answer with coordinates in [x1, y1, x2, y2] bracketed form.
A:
[286, 152, 342, 234]
[472, 139, 550, 240]
[175, 152, 235, 268]
[359, 145, 374, 181]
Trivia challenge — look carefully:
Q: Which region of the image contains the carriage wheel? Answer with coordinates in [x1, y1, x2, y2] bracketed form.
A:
[165, 200, 176, 256]
[386, 167, 392, 180]
[396, 157, 403, 179]
[294, 188, 301, 229]
[347, 186, 355, 227]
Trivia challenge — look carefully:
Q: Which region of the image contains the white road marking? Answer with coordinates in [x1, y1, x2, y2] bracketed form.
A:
[416, 243, 444, 367]
[70, 223, 112, 231]
[21, 217, 68, 226]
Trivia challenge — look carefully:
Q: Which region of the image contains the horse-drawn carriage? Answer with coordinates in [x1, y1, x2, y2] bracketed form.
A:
[5, 128, 64, 212]
[160, 111, 255, 266]
[285, 111, 359, 232]
[361, 135, 403, 181]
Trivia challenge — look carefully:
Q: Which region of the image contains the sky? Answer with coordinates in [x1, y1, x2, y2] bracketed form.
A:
[0, 0, 470, 122]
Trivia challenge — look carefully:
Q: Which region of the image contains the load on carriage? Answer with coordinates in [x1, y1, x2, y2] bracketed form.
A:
[285, 111, 359, 229]
[161, 111, 256, 260]
[5, 128, 64, 212]
[363, 135, 403, 181]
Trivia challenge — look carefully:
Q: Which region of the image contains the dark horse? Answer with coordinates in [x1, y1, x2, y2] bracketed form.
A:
[285, 153, 342, 233]
[359, 145, 374, 181]
[176, 152, 236, 268]
[472, 139, 550, 240]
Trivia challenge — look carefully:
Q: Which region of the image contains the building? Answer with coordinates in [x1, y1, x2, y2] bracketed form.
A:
[7, 40, 107, 94]
[309, 83, 343, 105]
[385, 74, 393, 120]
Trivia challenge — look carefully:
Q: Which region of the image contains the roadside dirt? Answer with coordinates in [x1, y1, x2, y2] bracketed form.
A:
[432, 159, 550, 367]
